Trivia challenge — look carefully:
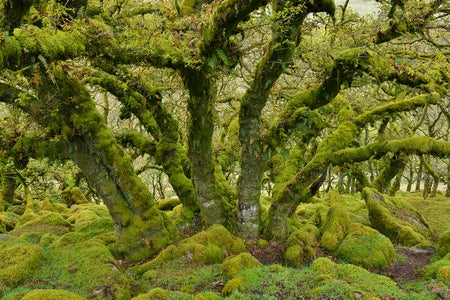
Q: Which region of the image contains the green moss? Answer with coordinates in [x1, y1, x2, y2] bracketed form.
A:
[363, 188, 429, 247]
[193, 291, 221, 299]
[171, 204, 195, 229]
[437, 230, 450, 257]
[185, 224, 246, 255]
[421, 254, 450, 279]
[0, 212, 18, 232]
[33, 238, 131, 299]
[222, 277, 246, 296]
[336, 223, 395, 270]
[62, 187, 89, 206]
[0, 243, 45, 287]
[12, 211, 70, 241]
[131, 225, 245, 275]
[284, 224, 320, 267]
[222, 252, 262, 277]
[157, 197, 182, 210]
[132, 288, 191, 300]
[320, 205, 351, 251]
[436, 265, 450, 280]
[21, 289, 84, 300]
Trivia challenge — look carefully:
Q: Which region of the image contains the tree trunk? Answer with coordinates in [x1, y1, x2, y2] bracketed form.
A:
[183, 68, 228, 226]
[415, 159, 423, 192]
[446, 160, 450, 197]
[0, 166, 17, 211]
[30, 66, 178, 262]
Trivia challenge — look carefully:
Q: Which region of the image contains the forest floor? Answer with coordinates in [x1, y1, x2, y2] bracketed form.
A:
[1, 191, 449, 299]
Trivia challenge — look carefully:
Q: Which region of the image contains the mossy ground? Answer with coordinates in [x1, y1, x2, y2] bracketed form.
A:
[1, 191, 449, 299]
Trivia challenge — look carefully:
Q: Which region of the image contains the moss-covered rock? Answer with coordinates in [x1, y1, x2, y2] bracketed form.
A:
[284, 223, 320, 267]
[193, 291, 221, 299]
[222, 277, 246, 296]
[66, 203, 114, 238]
[336, 223, 395, 270]
[61, 187, 89, 207]
[171, 204, 195, 229]
[421, 253, 450, 279]
[38, 238, 131, 299]
[0, 212, 18, 233]
[132, 288, 191, 300]
[0, 243, 45, 288]
[437, 230, 450, 257]
[222, 252, 262, 277]
[320, 205, 351, 251]
[21, 289, 84, 300]
[363, 188, 430, 247]
[11, 211, 70, 242]
[157, 197, 181, 210]
[131, 224, 246, 275]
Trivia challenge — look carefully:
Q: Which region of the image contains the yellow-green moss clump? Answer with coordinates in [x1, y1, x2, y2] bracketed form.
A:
[437, 230, 450, 257]
[0, 243, 45, 288]
[420, 253, 450, 280]
[222, 252, 262, 277]
[320, 205, 351, 251]
[21, 289, 84, 300]
[0, 212, 18, 233]
[157, 197, 181, 210]
[131, 224, 246, 275]
[336, 223, 395, 270]
[309, 257, 402, 299]
[66, 203, 114, 238]
[11, 211, 70, 242]
[131, 288, 191, 300]
[222, 277, 246, 296]
[61, 187, 89, 206]
[363, 188, 430, 247]
[284, 224, 320, 267]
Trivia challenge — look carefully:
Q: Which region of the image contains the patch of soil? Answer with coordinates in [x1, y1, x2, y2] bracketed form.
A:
[246, 240, 286, 265]
[380, 247, 434, 282]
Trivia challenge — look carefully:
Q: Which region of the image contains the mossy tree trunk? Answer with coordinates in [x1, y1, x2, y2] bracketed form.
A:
[0, 166, 17, 211]
[237, 0, 315, 239]
[266, 94, 443, 239]
[88, 72, 200, 215]
[182, 67, 228, 226]
[1, 66, 179, 262]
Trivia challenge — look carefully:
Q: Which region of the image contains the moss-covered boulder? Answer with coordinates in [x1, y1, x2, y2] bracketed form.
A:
[308, 257, 404, 299]
[62, 187, 89, 206]
[170, 204, 195, 229]
[336, 223, 395, 269]
[131, 288, 191, 300]
[193, 291, 221, 299]
[284, 223, 320, 267]
[222, 252, 262, 277]
[363, 188, 431, 247]
[320, 205, 351, 251]
[38, 238, 131, 299]
[0, 212, 18, 233]
[131, 224, 246, 275]
[437, 230, 450, 257]
[21, 289, 84, 300]
[421, 252, 450, 280]
[0, 243, 45, 288]
[222, 277, 246, 296]
[66, 203, 114, 237]
[11, 211, 70, 243]
[157, 197, 181, 210]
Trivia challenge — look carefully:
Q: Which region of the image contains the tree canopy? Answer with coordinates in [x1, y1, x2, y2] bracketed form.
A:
[1, 0, 449, 262]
